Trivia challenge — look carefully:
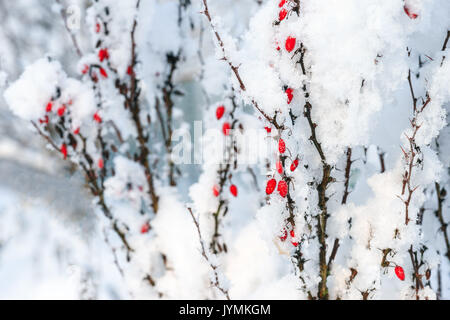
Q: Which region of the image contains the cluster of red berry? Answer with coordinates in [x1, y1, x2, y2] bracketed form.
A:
[211, 105, 238, 198]
[279, 228, 298, 247]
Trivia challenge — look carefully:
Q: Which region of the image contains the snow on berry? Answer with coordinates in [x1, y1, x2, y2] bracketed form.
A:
[286, 88, 294, 104]
[98, 158, 104, 169]
[99, 68, 108, 78]
[266, 178, 277, 195]
[277, 180, 288, 198]
[4, 58, 63, 120]
[278, 139, 286, 154]
[230, 184, 238, 197]
[57, 105, 66, 117]
[216, 105, 225, 120]
[290, 159, 299, 172]
[276, 160, 283, 174]
[222, 122, 231, 136]
[213, 185, 220, 197]
[81, 65, 89, 75]
[141, 222, 150, 234]
[280, 229, 287, 241]
[279, 9, 287, 21]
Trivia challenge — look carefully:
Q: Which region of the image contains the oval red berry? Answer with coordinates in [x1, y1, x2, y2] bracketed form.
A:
[266, 179, 277, 195]
[277, 180, 288, 198]
[98, 48, 109, 62]
[213, 185, 220, 197]
[278, 139, 286, 154]
[285, 36, 296, 53]
[141, 222, 150, 234]
[222, 122, 231, 136]
[216, 105, 225, 120]
[93, 112, 102, 123]
[276, 160, 283, 174]
[99, 68, 108, 78]
[395, 266, 405, 281]
[286, 88, 294, 104]
[290, 159, 299, 172]
[279, 9, 287, 21]
[280, 229, 287, 241]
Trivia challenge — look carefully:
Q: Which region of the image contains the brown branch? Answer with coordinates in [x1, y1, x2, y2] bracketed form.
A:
[408, 245, 424, 300]
[435, 182, 450, 260]
[342, 147, 352, 204]
[210, 93, 240, 254]
[200, 0, 283, 130]
[55, 0, 83, 57]
[298, 42, 334, 299]
[188, 207, 231, 300]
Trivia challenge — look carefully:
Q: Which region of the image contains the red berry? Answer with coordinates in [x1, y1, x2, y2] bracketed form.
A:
[280, 229, 287, 241]
[291, 241, 299, 247]
[93, 112, 102, 123]
[290, 229, 295, 238]
[73, 127, 80, 135]
[266, 179, 277, 195]
[99, 67, 108, 78]
[285, 36, 296, 53]
[290, 159, 299, 172]
[278, 0, 286, 8]
[213, 185, 220, 197]
[61, 143, 68, 160]
[95, 23, 101, 33]
[279, 8, 287, 21]
[127, 66, 133, 76]
[404, 5, 418, 19]
[98, 158, 104, 169]
[277, 180, 288, 197]
[141, 222, 150, 234]
[222, 122, 231, 136]
[98, 48, 109, 62]
[216, 105, 225, 120]
[81, 65, 89, 75]
[395, 266, 405, 281]
[286, 88, 294, 104]
[264, 126, 272, 133]
[276, 160, 283, 174]
[278, 139, 286, 154]
[39, 116, 49, 124]
[46, 102, 52, 112]
[57, 105, 66, 117]
[230, 184, 238, 197]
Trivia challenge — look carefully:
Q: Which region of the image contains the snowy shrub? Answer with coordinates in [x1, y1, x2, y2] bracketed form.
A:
[2, 0, 450, 299]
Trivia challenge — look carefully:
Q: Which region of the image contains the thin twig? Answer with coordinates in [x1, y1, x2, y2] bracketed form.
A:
[187, 207, 231, 300]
